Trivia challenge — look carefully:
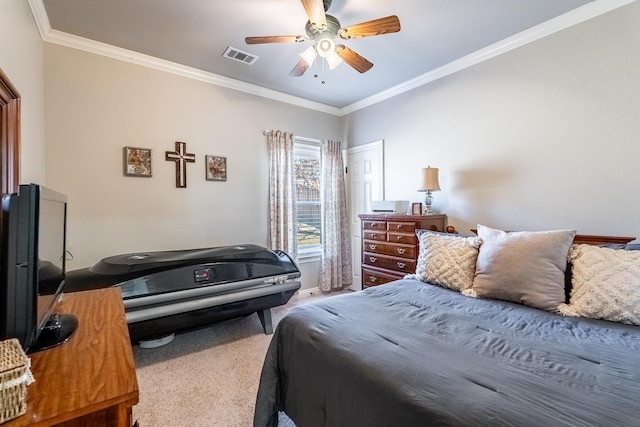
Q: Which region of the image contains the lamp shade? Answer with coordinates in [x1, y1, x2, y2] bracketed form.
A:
[418, 167, 440, 192]
[299, 46, 317, 66]
[326, 51, 343, 70]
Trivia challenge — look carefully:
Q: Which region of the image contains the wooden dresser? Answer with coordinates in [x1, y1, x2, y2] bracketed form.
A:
[359, 214, 447, 289]
[7, 288, 139, 427]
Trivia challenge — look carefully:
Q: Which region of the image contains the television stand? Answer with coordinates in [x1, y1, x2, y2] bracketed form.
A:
[29, 313, 78, 353]
[5, 288, 138, 426]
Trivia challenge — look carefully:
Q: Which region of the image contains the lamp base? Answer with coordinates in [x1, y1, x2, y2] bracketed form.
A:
[423, 191, 435, 215]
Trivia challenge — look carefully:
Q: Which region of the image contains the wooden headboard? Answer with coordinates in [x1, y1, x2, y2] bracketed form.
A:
[572, 234, 635, 245]
[469, 229, 635, 245]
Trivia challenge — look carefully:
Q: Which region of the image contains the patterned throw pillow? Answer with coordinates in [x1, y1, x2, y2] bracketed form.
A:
[415, 230, 482, 291]
[558, 244, 640, 325]
[462, 224, 576, 312]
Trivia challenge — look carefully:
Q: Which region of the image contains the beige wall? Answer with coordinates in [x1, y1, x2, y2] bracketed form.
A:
[44, 44, 341, 280]
[0, 0, 45, 184]
[8, 0, 640, 290]
[344, 2, 640, 240]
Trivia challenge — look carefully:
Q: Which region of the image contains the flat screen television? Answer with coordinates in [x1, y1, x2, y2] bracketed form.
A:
[0, 184, 77, 353]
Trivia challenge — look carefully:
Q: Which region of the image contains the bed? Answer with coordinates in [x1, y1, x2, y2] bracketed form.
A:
[254, 226, 640, 427]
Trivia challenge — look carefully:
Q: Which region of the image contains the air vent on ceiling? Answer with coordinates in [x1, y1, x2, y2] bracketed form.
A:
[223, 46, 259, 65]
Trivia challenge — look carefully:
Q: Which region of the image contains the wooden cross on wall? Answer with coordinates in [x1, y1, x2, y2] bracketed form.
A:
[165, 141, 195, 188]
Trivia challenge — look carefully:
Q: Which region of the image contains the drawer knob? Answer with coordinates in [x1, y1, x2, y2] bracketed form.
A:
[397, 262, 406, 269]
[369, 256, 377, 263]
[369, 223, 378, 228]
[397, 236, 403, 241]
[396, 224, 402, 229]
[369, 276, 377, 282]
[397, 248, 406, 255]
[369, 244, 377, 250]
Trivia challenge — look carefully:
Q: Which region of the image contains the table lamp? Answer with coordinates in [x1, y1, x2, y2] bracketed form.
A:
[418, 166, 440, 215]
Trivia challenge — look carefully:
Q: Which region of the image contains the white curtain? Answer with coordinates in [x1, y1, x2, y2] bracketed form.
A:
[319, 139, 352, 292]
[266, 130, 297, 261]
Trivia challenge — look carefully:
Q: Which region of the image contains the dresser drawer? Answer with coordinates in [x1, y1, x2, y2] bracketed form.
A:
[362, 241, 416, 259]
[359, 214, 447, 284]
[417, 218, 445, 232]
[362, 220, 387, 231]
[362, 266, 404, 288]
[363, 230, 387, 241]
[362, 252, 416, 274]
[387, 221, 416, 234]
[387, 232, 418, 245]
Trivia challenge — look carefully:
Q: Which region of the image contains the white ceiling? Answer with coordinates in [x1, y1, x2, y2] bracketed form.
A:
[33, 0, 628, 113]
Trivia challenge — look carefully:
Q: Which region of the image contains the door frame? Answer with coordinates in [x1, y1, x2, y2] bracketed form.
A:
[344, 140, 384, 291]
[0, 68, 21, 195]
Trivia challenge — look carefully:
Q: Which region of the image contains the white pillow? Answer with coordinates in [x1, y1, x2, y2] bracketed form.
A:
[558, 244, 640, 325]
[415, 230, 482, 291]
[462, 224, 575, 312]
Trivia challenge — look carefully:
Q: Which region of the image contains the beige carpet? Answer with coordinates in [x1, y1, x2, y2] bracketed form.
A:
[132, 291, 340, 426]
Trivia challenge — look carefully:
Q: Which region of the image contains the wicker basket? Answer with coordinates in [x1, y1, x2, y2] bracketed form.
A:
[0, 339, 34, 424]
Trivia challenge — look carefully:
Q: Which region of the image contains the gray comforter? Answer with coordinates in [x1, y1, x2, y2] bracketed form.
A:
[254, 279, 640, 427]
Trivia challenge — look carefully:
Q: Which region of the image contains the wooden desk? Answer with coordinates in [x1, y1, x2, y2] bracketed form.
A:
[6, 288, 139, 427]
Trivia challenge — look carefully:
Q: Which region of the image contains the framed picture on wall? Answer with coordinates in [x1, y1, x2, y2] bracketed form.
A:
[411, 202, 422, 215]
[123, 146, 152, 177]
[206, 155, 227, 181]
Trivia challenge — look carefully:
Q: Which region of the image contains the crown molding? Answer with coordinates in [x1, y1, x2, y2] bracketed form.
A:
[27, 0, 342, 116]
[342, 0, 637, 114]
[27, 0, 50, 39]
[45, 29, 343, 116]
[29, 0, 635, 117]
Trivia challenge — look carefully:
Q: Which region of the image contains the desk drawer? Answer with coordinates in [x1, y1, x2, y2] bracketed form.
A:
[362, 252, 416, 274]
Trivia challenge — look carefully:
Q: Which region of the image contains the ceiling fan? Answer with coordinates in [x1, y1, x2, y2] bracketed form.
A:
[245, 0, 401, 77]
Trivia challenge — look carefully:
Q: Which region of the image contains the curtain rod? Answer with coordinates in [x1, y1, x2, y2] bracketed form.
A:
[262, 130, 321, 145]
[262, 130, 295, 136]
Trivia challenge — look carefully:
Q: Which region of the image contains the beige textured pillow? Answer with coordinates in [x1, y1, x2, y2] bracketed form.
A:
[462, 224, 575, 312]
[415, 230, 482, 291]
[558, 244, 640, 325]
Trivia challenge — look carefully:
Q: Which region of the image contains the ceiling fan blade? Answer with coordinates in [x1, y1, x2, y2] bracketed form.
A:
[301, 0, 327, 29]
[245, 35, 306, 44]
[339, 15, 401, 39]
[290, 58, 310, 77]
[335, 45, 373, 73]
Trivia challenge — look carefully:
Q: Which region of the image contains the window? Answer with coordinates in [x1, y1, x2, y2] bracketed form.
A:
[294, 139, 322, 257]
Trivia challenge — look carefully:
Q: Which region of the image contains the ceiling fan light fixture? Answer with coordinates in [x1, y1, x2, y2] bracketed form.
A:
[299, 46, 318, 66]
[245, 4, 399, 77]
[326, 51, 343, 70]
[316, 37, 335, 58]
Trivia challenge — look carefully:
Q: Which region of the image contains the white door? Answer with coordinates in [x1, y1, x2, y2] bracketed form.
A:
[344, 140, 384, 291]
